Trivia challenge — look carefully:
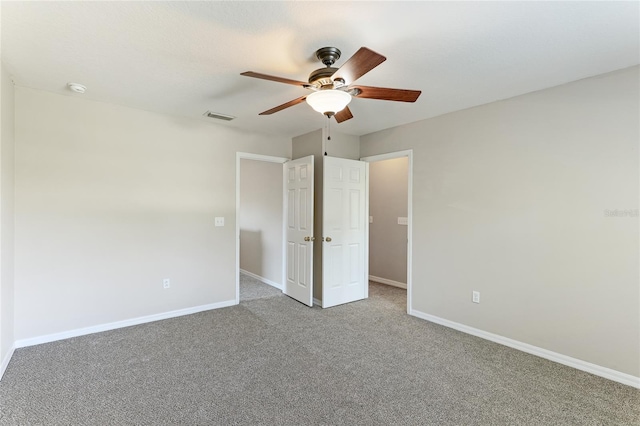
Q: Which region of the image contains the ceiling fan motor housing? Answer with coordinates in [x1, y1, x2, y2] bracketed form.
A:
[309, 67, 339, 88]
[309, 47, 344, 89]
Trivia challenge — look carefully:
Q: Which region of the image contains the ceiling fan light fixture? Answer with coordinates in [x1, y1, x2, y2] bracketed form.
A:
[306, 90, 351, 116]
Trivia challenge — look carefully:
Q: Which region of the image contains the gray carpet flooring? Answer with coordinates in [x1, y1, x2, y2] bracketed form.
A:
[1, 280, 638, 425]
[239, 273, 282, 302]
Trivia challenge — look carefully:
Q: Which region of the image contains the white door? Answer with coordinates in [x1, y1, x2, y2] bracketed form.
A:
[322, 156, 368, 308]
[284, 156, 314, 306]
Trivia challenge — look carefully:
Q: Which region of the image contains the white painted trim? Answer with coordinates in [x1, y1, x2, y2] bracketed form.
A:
[15, 300, 236, 349]
[281, 161, 287, 303]
[364, 161, 370, 299]
[411, 309, 640, 389]
[407, 152, 413, 314]
[240, 269, 283, 290]
[360, 150, 414, 163]
[361, 150, 413, 314]
[237, 152, 289, 163]
[235, 152, 289, 307]
[0, 345, 16, 381]
[369, 275, 407, 289]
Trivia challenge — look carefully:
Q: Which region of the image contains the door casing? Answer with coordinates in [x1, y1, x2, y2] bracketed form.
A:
[360, 150, 413, 314]
[235, 152, 289, 304]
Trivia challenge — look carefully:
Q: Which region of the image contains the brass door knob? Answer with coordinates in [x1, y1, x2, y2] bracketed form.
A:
[325, 237, 332, 242]
[304, 236, 310, 241]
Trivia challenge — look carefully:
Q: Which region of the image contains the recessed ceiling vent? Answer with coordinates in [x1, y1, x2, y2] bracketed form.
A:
[203, 111, 235, 121]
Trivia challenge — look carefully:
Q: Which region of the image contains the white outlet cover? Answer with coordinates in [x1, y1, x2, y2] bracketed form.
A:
[163, 278, 170, 288]
[369, 216, 373, 223]
[215, 217, 224, 227]
[472, 291, 480, 303]
[397, 217, 408, 225]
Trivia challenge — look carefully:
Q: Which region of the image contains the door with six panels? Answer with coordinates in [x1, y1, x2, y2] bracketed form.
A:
[283, 155, 314, 306]
[321, 157, 368, 308]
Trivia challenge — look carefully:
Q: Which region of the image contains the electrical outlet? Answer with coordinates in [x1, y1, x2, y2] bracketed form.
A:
[215, 217, 224, 227]
[163, 278, 170, 289]
[472, 291, 480, 303]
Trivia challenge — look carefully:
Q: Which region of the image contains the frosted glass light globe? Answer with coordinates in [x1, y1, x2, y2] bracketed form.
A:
[306, 90, 352, 116]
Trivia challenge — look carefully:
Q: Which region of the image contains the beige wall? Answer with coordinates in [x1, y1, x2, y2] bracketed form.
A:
[13, 87, 291, 341]
[361, 66, 640, 377]
[324, 129, 360, 160]
[239, 159, 283, 285]
[292, 129, 323, 161]
[0, 61, 16, 373]
[369, 157, 408, 283]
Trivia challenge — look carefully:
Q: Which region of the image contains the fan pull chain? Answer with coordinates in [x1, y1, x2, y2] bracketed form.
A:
[325, 115, 331, 156]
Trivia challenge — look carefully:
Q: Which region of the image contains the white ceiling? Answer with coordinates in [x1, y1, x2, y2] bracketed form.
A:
[2, 1, 639, 139]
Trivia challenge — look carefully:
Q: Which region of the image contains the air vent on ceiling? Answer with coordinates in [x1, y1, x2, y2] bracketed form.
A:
[203, 111, 236, 121]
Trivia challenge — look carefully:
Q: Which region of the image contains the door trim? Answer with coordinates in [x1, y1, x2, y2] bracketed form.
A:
[235, 152, 289, 304]
[360, 150, 413, 314]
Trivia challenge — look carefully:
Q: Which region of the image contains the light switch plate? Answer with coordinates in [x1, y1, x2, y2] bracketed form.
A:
[369, 216, 374, 223]
[215, 217, 224, 227]
[397, 217, 408, 225]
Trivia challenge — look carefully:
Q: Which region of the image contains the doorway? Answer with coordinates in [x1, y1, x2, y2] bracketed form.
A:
[361, 150, 413, 314]
[235, 153, 288, 304]
[235, 151, 411, 311]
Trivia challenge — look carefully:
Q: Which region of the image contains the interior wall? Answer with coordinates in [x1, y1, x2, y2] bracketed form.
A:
[13, 87, 291, 342]
[239, 159, 283, 286]
[369, 157, 408, 284]
[360, 66, 640, 377]
[323, 129, 360, 160]
[0, 61, 16, 374]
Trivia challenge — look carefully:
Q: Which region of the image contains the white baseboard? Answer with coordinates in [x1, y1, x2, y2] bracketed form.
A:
[0, 344, 16, 381]
[410, 309, 640, 389]
[15, 299, 236, 349]
[369, 275, 407, 289]
[240, 269, 283, 290]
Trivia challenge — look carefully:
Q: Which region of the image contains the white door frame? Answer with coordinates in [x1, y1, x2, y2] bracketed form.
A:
[360, 150, 413, 314]
[235, 152, 289, 304]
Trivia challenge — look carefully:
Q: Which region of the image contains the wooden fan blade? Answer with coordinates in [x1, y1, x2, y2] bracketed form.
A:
[241, 71, 308, 87]
[351, 86, 421, 102]
[258, 95, 308, 115]
[334, 106, 353, 123]
[331, 47, 386, 85]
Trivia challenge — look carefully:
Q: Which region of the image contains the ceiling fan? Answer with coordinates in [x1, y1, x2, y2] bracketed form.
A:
[240, 47, 421, 123]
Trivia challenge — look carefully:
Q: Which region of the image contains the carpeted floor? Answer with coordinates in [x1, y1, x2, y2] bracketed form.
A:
[239, 273, 282, 302]
[0, 280, 638, 425]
